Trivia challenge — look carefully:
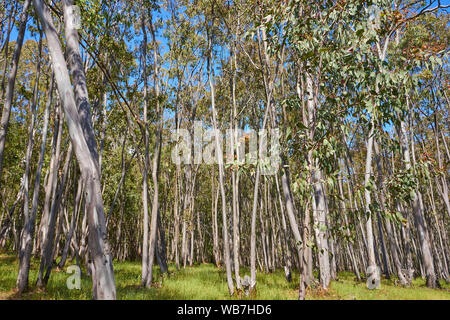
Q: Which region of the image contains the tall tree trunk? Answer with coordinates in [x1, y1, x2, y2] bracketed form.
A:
[363, 119, 377, 271]
[146, 12, 163, 287]
[140, 8, 150, 287]
[230, 33, 241, 291]
[207, 10, 234, 295]
[33, 0, 116, 299]
[174, 167, 180, 270]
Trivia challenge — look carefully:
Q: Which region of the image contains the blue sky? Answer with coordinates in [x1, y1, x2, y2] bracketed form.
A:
[6, 0, 449, 129]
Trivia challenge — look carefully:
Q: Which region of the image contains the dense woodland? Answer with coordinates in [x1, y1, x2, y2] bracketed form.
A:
[0, 0, 448, 300]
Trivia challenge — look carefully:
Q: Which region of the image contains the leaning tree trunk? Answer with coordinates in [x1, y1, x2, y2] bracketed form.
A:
[33, 0, 116, 299]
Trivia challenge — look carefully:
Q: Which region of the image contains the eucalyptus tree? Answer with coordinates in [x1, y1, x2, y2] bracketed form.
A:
[32, 0, 116, 299]
[146, 0, 166, 287]
[206, 1, 234, 295]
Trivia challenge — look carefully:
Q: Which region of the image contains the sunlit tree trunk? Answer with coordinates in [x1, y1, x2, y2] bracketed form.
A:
[33, 0, 116, 299]
[140, 8, 150, 287]
[207, 15, 234, 294]
[146, 12, 163, 287]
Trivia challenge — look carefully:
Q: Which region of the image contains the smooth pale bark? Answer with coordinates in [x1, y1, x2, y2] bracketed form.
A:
[359, 29, 390, 278]
[146, 12, 163, 287]
[306, 69, 330, 289]
[63, 0, 115, 297]
[259, 193, 269, 273]
[207, 14, 234, 295]
[230, 32, 241, 291]
[174, 166, 180, 270]
[265, 56, 304, 296]
[182, 200, 187, 268]
[78, 201, 88, 261]
[140, 10, 150, 286]
[98, 58, 109, 177]
[363, 120, 377, 271]
[432, 116, 450, 218]
[63, 0, 99, 163]
[189, 220, 194, 266]
[297, 73, 313, 287]
[212, 175, 220, 266]
[311, 167, 331, 288]
[0, 0, 31, 188]
[33, 0, 116, 299]
[280, 166, 305, 295]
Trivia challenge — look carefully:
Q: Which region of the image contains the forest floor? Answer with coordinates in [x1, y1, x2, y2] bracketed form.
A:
[1, 253, 449, 300]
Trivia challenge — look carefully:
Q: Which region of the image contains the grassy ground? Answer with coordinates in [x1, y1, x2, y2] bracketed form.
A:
[1, 253, 449, 300]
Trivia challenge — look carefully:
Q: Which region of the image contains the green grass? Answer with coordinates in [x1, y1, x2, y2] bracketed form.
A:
[329, 271, 450, 300]
[1, 253, 449, 300]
